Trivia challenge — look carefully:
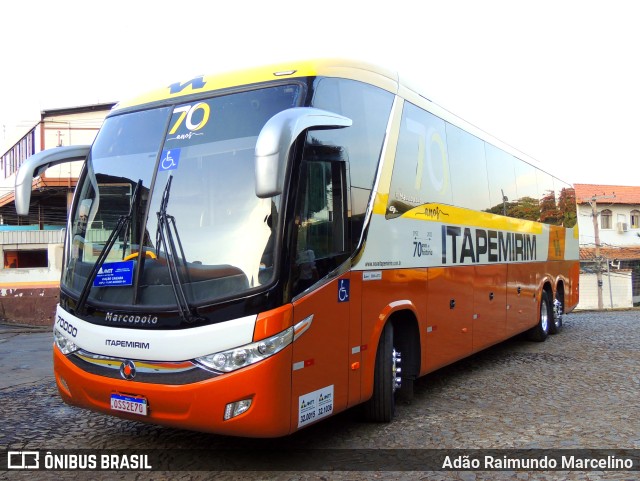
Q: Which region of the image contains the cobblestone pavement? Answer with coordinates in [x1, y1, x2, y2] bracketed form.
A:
[1, 311, 639, 480]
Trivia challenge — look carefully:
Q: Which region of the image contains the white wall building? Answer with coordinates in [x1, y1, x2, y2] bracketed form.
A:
[574, 184, 640, 309]
[578, 271, 633, 309]
[0, 103, 114, 325]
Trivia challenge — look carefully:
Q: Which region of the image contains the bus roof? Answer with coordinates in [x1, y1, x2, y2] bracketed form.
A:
[112, 58, 569, 186]
[112, 58, 399, 112]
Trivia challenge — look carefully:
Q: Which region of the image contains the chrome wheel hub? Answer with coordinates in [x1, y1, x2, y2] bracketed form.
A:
[540, 302, 549, 332]
[392, 349, 402, 392]
[553, 298, 563, 326]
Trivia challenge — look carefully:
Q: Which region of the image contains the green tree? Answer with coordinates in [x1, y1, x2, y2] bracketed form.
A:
[557, 187, 577, 227]
[539, 190, 560, 225]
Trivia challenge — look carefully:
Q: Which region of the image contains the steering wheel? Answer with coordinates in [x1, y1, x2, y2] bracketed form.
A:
[123, 250, 157, 261]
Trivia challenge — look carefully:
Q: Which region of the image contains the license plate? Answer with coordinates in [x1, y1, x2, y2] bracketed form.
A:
[110, 393, 147, 416]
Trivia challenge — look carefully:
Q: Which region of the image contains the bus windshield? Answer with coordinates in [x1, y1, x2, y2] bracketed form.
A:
[62, 84, 301, 309]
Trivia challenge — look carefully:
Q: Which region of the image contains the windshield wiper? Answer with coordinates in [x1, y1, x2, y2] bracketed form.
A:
[155, 175, 205, 324]
[75, 180, 143, 315]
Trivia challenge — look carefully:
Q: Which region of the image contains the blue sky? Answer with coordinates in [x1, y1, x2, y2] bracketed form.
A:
[1, 0, 638, 186]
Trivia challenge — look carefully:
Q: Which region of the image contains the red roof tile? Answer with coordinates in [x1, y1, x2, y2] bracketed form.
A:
[574, 184, 640, 205]
[580, 246, 640, 261]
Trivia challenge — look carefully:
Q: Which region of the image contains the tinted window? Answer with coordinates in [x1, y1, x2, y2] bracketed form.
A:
[537, 171, 559, 225]
[386, 102, 570, 226]
[484, 143, 517, 216]
[446, 123, 490, 211]
[311, 78, 394, 212]
[514, 159, 538, 200]
[292, 141, 349, 295]
[63, 85, 302, 308]
[513, 159, 539, 221]
[310, 78, 394, 249]
[388, 101, 452, 216]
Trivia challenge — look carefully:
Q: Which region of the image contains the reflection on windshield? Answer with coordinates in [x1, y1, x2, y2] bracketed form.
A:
[62, 85, 300, 310]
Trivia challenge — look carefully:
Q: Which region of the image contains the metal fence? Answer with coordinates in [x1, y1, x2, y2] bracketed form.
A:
[0, 229, 65, 245]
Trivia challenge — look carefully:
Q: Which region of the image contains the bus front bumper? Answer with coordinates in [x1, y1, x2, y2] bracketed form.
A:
[53, 344, 293, 437]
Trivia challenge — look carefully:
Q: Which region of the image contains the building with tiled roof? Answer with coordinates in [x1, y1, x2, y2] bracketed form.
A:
[574, 184, 640, 308]
[574, 184, 640, 205]
[574, 184, 640, 248]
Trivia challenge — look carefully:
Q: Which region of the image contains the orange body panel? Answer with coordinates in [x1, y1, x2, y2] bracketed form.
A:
[253, 304, 293, 342]
[425, 266, 474, 372]
[472, 264, 507, 352]
[290, 274, 352, 430]
[359, 268, 428, 398]
[567, 260, 580, 311]
[347, 275, 364, 407]
[356, 260, 578, 384]
[54, 344, 294, 437]
[506, 263, 539, 336]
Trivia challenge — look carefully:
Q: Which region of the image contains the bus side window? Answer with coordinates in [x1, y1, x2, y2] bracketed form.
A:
[292, 144, 349, 295]
[310, 77, 394, 252]
[388, 101, 452, 216]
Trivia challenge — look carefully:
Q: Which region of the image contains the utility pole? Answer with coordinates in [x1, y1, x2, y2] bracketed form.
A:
[586, 193, 616, 309]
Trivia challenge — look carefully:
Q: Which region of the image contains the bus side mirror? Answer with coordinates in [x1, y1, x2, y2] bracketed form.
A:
[255, 107, 351, 198]
[15, 145, 91, 216]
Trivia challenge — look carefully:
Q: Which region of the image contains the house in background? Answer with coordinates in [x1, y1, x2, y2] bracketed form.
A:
[0, 103, 115, 325]
[574, 184, 640, 308]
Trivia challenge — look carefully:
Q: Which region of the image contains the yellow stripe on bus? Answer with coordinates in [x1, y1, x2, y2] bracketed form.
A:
[403, 203, 543, 234]
[373, 196, 544, 235]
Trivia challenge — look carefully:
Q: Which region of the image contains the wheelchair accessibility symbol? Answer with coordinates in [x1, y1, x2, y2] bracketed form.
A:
[338, 279, 350, 303]
[160, 148, 181, 171]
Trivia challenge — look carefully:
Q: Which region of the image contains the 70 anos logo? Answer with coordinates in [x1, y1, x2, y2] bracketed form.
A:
[168, 102, 210, 136]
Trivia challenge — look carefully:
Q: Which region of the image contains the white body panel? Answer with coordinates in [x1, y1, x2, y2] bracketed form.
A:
[55, 305, 256, 361]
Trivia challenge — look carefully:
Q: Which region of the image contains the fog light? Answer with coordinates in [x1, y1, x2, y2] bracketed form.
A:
[224, 398, 253, 420]
[57, 375, 71, 397]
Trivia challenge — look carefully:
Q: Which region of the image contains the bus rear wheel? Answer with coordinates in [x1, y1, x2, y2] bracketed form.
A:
[363, 322, 401, 422]
[549, 291, 564, 335]
[527, 290, 551, 342]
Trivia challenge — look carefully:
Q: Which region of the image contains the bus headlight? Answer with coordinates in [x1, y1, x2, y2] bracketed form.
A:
[54, 328, 79, 355]
[195, 327, 293, 373]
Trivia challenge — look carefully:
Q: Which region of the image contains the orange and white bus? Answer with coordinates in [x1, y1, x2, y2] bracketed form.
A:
[16, 59, 578, 437]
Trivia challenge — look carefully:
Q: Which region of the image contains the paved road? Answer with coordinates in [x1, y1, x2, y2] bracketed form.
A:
[1, 311, 639, 480]
[0, 325, 51, 390]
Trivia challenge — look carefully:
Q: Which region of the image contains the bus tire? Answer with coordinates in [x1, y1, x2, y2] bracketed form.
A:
[363, 322, 399, 422]
[549, 291, 563, 335]
[527, 290, 551, 342]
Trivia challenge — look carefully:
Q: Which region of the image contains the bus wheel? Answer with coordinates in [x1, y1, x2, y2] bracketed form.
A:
[527, 290, 551, 342]
[549, 292, 564, 335]
[363, 322, 401, 422]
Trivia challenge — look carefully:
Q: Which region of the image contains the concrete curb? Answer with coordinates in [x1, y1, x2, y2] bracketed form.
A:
[0, 322, 51, 334]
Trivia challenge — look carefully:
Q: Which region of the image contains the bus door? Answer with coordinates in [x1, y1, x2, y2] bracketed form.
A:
[289, 151, 354, 431]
